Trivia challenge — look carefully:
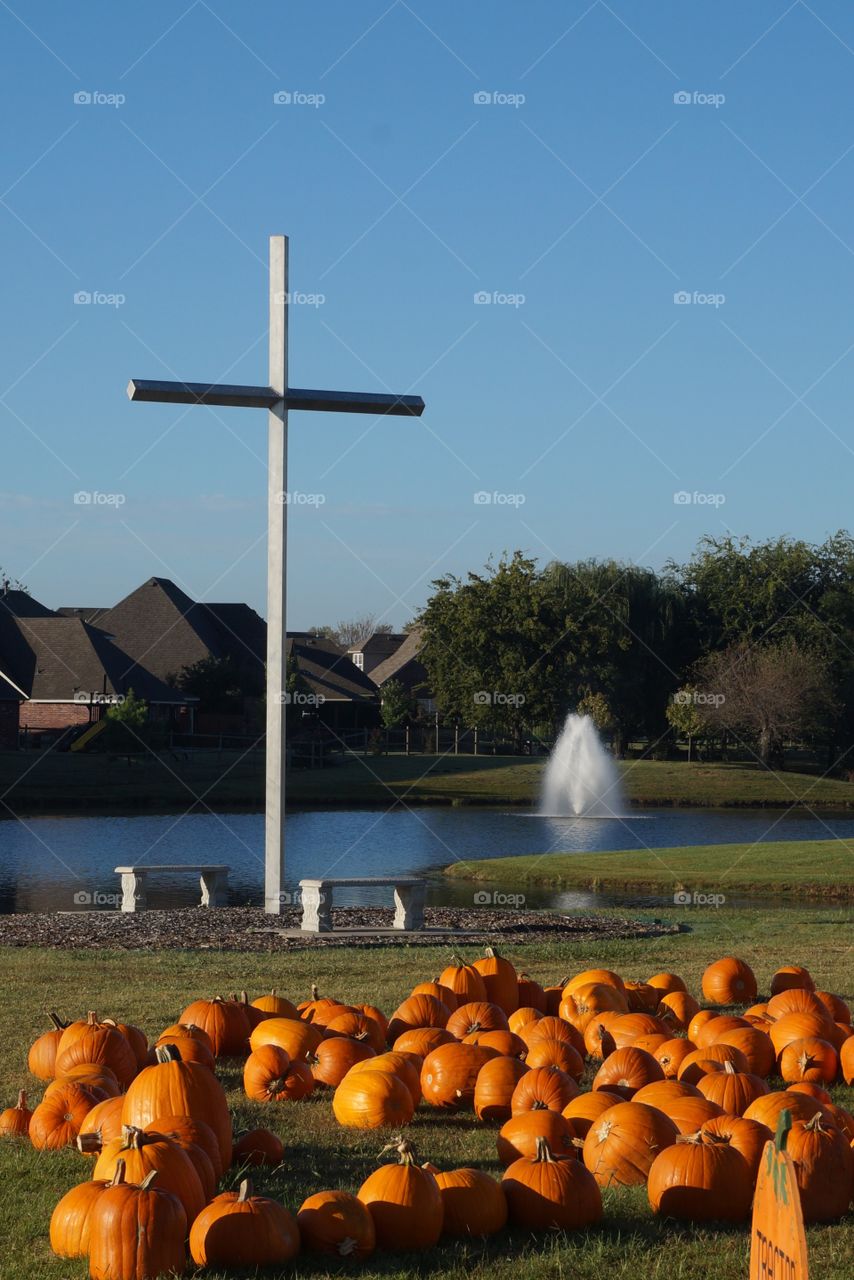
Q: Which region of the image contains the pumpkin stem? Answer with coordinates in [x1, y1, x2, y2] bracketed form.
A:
[48, 1011, 69, 1031]
[154, 1044, 182, 1064]
[15, 1090, 27, 1110]
[378, 1137, 418, 1166]
[484, 946, 498, 959]
[86, 1011, 98, 1026]
[237, 1179, 253, 1202]
[77, 1131, 103, 1154]
[139, 1170, 159, 1191]
[723, 1061, 736, 1075]
[533, 1136, 556, 1163]
[121, 1125, 147, 1150]
[109, 1159, 128, 1187]
[310, 983, 319, 1001]
[803, 1112, 825, 1133]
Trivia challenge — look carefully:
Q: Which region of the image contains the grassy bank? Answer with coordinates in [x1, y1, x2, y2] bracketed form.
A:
[1, 909, 852, 1279]
[1, 749, 853, 814]
[444, 838, 854, 898]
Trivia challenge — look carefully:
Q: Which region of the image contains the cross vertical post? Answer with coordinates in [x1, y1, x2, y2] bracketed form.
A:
[266, 234, 288, 914]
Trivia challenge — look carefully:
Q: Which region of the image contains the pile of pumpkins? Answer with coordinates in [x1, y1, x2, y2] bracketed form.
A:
[1, 951, 853, 1277]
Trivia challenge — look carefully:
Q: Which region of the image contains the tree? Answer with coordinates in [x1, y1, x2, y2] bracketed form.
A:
[379, 679, 411, 728]
[695, 641, 834, 768]
[175, 655, 245, 713]
[104, 688, 151, 752]
[666, 687, 712, 762]
[0, 569, 27, 592]
[309, 618, 394, 648]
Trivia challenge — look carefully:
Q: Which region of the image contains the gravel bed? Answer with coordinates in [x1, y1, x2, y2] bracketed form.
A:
[0, 906, 680, 952]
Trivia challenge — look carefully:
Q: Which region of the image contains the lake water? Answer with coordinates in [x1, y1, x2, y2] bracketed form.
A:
[1, 805, 851, 913]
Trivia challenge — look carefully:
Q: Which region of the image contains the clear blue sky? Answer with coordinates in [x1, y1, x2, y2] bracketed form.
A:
[3, 2, 854, 628]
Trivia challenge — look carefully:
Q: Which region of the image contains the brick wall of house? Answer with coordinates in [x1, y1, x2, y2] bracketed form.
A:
[0, 701, 19, 749]
[19, 703, 92, 731]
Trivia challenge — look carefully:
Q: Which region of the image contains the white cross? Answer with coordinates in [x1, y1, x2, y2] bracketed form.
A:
[127, 234, 424, 913]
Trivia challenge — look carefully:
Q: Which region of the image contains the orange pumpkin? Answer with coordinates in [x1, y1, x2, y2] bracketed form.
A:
[840, 1035, 854, 1085]
[654, 1038, 696, 1079]
[701, 957, 757, 1005]
[770, 965, 814, 995]
[49, 1064, 119, 1098]
[607, 1013, 670, 1049]
[503, 1136, 602, 1230]
[93, 1123, 205, 1224]
[434, 1167, 509, 1237]
[714, 1025, 775, 1077]
[582, 1101, 678, 1186]
[232, 1128, 284, 1166]
[687, 1010, 718, 1043]
[658, 991, 700, 1031]
[697, 1061, 768, 1115]
[179, 995, 250, 1057]
[446, 1001, 509, 1040]
[0, 1089, 32, 1138]
[153, 1032, 215, 1072]
[583, 1014, 621, 1060]
[560, 982, 628, 1031]
[27, 1012, 68, 1080]
[249, 1016, 322, 1061]
[678, 1043, 749, 1083]
[516, 975, 547, 1012]
[333, 1068, 414, 1130]
[347, 1052, 422, 1107]
[324, 1010, 386, 1053]
[189, 1178, 300, 1267]
[473, 1055, 529, 1122]
[744, 1089, 830, 1130]
[122, 1044, 232, 1167]
[298, 1189, 376, 1259]
[311, 1037, 375, 1088]
[509, 1006, 543, 1034]
[647, 1130, 753, 1221]
[769, 1011, 834, 1057]
[632, 1080, 702, 1111]
[511, 1065, 578, 1115]
[88, 1162, 187, 1280]
[564, 969, 627, 996]
[766, 988, 829, 1022]
[779, 1036, 838, 1085]
[472, 947, 518, 1014]
[50, 1170, 116, 1259]
[30, 1082, 100, 1150]
[561, 1090, 624, 1138]
[700, 1113, 771, 1182]
[420, 1042, 493, 1110]
[497, 1110, 577, 1165]
[250, 989, 300, 1019]
[55, 1018, 137, 1090]
[523, 1015, 585, 1056]
[463, 1028, 526, 1057]
[386, 994, 452, 1044]
[814, 990, 850, 1024]
[624, 981, 660, 1013]
[694, 1014, 751, 1049]
[438, 960, 488, 1005]
[524, 1036, 584, 1079]
[76, 1096, 125, 1154]
[592, 1047, 664, 1100]
[357, 1139, 443, 1250]
[392, 1027, 454, 1058]
[785, 1113, 854, 1222]
[144, 1114, 223, 1181]
[647, 972, 687, 997]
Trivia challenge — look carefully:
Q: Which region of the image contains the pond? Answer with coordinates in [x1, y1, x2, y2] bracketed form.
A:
[1, 805, 851, 914]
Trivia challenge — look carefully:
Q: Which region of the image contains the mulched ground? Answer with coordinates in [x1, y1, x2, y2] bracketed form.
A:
[0, 906, 681, 952]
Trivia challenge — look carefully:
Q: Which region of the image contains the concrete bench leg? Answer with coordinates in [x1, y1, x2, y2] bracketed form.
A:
[301, 884, 332, 933]
[394, 882, 425, 931]
[120, 872, 146, 913]
[200, 869, 227, 908]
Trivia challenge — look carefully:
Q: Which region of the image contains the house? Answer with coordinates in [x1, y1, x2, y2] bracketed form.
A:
[368, 626, 434, 715]
[347, 632, 409, 675]
[0, 588, 191, 740]
[287, 633, 381, 732]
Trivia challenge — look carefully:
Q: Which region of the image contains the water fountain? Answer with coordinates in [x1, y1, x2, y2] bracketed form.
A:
[539, 712, 626, 817]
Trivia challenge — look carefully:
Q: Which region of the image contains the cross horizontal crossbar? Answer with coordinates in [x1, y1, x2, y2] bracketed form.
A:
[127, 378, 424, 416]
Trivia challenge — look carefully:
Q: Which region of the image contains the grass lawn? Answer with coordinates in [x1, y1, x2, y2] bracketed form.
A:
[2, 750, 853, 813]
[444, 838, 854, 898]
[2, 908, 852, 1279]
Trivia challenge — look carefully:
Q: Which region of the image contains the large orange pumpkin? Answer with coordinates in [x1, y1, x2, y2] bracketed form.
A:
[523, 1015, 585, 1056]
[392, 1027, 454, 1058]
[607, 1013, 670, 1048]
[511, 1065, 578, 1115]
[472, 947, 518, 1014]
[189, 1178, 300, 1267]
[250, 989, 300, 1019]
[814, 990, 850, 1024]
[333, 1068, 414, 1130]
[697, 1061, 768, 1114]
[420, 1042, 493, 1110]
[583, 1014, 622, 1060]
[624, 981, 660, 1013]
[503, 1136, 602, 1230]
[647, 1130, 753, 1221]
[324, 1010, 385, 1054]
[446, 1001, 509, 1040]
[713, 1025, 775, 1077]
[179, 995, 250, 1057]
[93, 1124, 205, 1225]
[232, 1128, 284, 1167]
[76, 1096, 125, 1154]
[647, 972, 687, 997]
[654, 1038, 696, 1079]
[744, 1089, 830, 1130]
[298, 1189, 376, 1259]
[769, 1011, 834, 1057]
[770, 965, 814, 995]
[766, 987, 827, 1021]
[88, 1162, 187, 1280]
[357, 1139, 443, 1251]
[311, 1037, 375, 1088]
[785, 1113, 854, 1222]
[593, 1046, 664, 1100]
[249, 1016, 322, 1061]
[122, 1044, 232, 1166]
[700, 1113, 771, 1182]
[509, 1005, 544, 1034]
[841, 1035, 854, 1085]
[582, 1101, 678, 1186]
[516, 975, 547, 1012]
[30, 1082, 100, 1151]
[434, 1168, 508, 1237]
[50, 1171, 115, 1259]
[778, 1036, 838, 1085]
[438, 960, 488, 1005]
[564, 969, 627, 996]
[701, 957, 757, 1005]
[55, 1018, 137, 1090]
[497, 1110, 577, 1165]
[524, 1036, 584, 1079]
[464, 1028, 526, 1057]
[658, 991, 700, 1032]
[386, 995, 452, 1045]
[632, 1080, 702, 1111]
[560, 982, 628, 1031]
[144, 1114, 223, 1181]
[473, 1055, 528, 1122]
[346, 1052, 422, 1109]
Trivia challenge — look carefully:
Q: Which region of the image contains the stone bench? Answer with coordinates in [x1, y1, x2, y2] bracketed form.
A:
[114, 865, 229, 913]
[298, 876, 425, 933]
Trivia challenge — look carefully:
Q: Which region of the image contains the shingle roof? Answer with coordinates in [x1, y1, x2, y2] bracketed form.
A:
[56, 607, 110, 623]
[2, 616, 187, 703]
[369, 626, 429, 692]
[0, 589, 56, 618]
[347, 632, 408, 673]
[287, 633, 380, 703]
[94, 578, 228, 683]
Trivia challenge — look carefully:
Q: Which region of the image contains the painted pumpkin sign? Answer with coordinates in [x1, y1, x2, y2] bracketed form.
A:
[749, 1112, 809, 1280]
